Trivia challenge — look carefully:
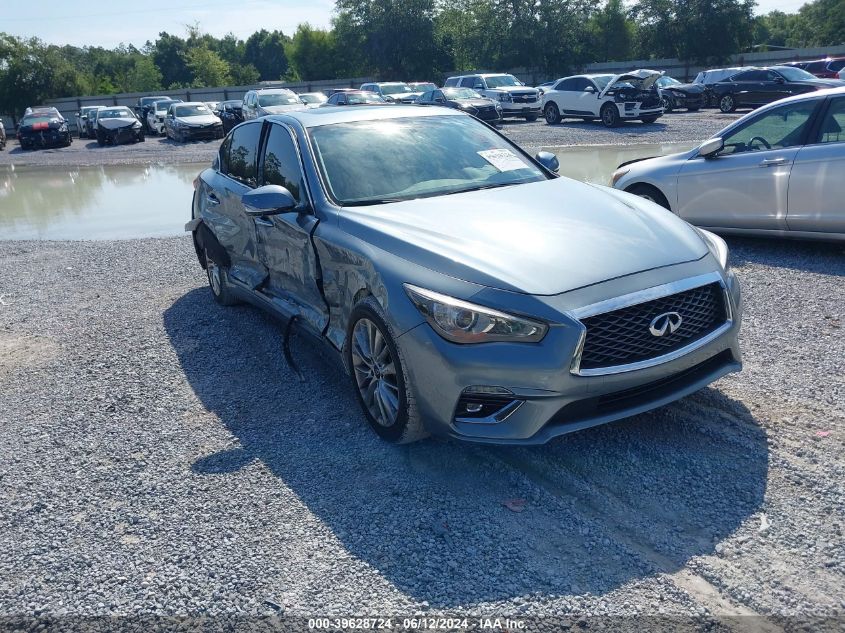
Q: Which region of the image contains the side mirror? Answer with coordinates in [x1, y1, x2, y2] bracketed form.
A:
[773, 76, 785, 84]
[584, 86, 596, 93]
[698, 137, 724, 158]
[535, 151, 560, 173]
[242, 185, 297, 216]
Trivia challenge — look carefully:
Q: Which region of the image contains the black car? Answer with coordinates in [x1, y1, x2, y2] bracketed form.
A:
[711, 66, 844, 113]
[17, 108, 72, 150]
[96, 106, 145, 145]
[417, 87, 503, 124]
[219, 100, 244, 133]
[655, 76, 705, 112]
[134, 95, 168, 132]
[324, 91, 389, 106]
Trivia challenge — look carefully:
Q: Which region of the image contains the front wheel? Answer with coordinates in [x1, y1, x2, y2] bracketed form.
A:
[719, 94, 736, 113]
[205, 249, 239, 306]
[347, 297, 428, 444]
[600, 103, 620, 127]
[626, 184, 670, 210]
[641, 116, 659, 124]
[661, 95, 674, 113]
[544, 102, 561, 124]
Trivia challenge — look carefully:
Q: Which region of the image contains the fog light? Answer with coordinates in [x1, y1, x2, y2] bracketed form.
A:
[465, 403, 484, 414]
[463, 385, 513, 395]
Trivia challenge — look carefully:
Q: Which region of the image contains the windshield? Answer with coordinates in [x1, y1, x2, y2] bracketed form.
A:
[300, 93, 327, 104]
[309, 116, 547, 205]
[485, 75, 522, 88]
[99, 108, 133, 119]
[656, 76, 681, 87]
[589, 75, 616, 90]
[153, 100, 174, 112]
[22, 116, 57, 125]
[443, 87, 482, 99]
[774, 67, 816, 81]
[412, 83, 436, 91]
[174, 104, 212, 117]
[258, 93, 300, 107]
[142, 97, 167, 106]
[379, 84, 413, 96]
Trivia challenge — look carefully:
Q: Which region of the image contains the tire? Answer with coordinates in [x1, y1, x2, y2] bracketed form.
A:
[96, 132, 105, 147]
[719, 94, 736, 113]
[524, 114, 538, 122]
[346, 297, 428, 444]
[600, 102, 620, 127]
[205, 249, 239, 306]
[687, 106, 700, 112]
[626, 183, 670, 211]
[641, 116, 659, 124]
[544, 102, 561, 125]
[660, 95, 674, 113]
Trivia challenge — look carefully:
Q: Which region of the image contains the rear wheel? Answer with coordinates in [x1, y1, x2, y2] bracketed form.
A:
[544, 102, 561, 124]
[719, 94, 736, 113]
[347, 297, 428, 444]
[627, 183, 670, 210]
[600, 103, 620, 127]
[205, 249, 239, 306]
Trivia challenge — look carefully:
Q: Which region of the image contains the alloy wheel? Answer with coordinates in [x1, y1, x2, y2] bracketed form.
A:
[206, 256, 221, 296]
[350, 318, 399, 428]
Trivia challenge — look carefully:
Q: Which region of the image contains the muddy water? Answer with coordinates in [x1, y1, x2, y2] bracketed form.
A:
[0, 163, 204, 240]
[0, 143, 694, 240]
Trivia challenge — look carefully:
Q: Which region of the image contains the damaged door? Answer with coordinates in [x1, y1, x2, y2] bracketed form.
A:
[253, 121, 328, 334]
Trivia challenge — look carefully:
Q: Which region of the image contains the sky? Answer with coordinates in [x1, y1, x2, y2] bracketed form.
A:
[1, 0, 811, 49]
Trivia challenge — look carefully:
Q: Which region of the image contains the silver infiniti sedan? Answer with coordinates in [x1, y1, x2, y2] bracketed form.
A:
[186, 106, 742, 445]
[612, 87, 845, 241]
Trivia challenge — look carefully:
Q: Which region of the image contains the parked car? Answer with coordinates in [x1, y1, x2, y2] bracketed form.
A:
[165, 102, 224, 142]
[416, 87, 503, 124]
[324, 91, 388, 106]
[298, 92, 328, 107]
[655, 76, 705, 112]
[95, 106, 144, 146]
[693, 67, 748, 107]
[219, 100, 244, 133]
[801, 58, 845, 79]
[17, 108, 72, 149]
[444, 73, 541, 121]
[146, 99, 182, 136]
[134, 95, 168, 132]
[205, 101, 220, 114]
[711, 66, 843, 113]
[359, 82, 423, 103]
[536, 80, 556, 95]
[186, 105, 742, 444]
[781, 61, 809, 70]
[76, 106, 104, 138]
[0, 119, 6, 151]
[242, 88, 306, 120]
[408, 81, 437, 93]
[612, 87, 845, 240]
[328, 88, 358, 96]
[85, 108, 102, 139]
[542, 70, 664, 127]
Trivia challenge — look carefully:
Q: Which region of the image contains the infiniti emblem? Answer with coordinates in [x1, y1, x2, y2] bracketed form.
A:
[649, 311, 683, 337]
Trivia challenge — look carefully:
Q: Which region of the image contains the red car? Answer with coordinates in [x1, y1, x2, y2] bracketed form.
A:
[801, 58, 845, 79]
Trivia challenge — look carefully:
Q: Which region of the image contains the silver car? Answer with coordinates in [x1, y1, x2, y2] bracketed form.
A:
[612, 87, 845, 240]
[186, 106, 742, 444]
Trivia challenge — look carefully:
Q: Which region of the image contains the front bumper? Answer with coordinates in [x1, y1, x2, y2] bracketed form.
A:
[19, 130, 71, 148]
[500, 102, 542, 117]
[181, 125, 224, 140]
[396, 266, 742, 445]
[618, 102, 664, 119]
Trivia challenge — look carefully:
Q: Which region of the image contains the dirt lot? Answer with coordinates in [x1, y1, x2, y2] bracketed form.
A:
[0, 107, 842, 630]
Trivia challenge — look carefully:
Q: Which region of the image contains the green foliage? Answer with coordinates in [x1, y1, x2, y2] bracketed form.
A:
[184, 46, 231, 88]
[287, 24, 338, 81]
[244, 29, 290, 80]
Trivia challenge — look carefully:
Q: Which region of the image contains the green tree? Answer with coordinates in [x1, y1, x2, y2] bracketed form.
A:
[125, 55, 163, 92]
[184, 46, 231, 87]
[588, 0, 636, 62]
[153, 32, 191, 88]
[287, 23, 338, 80]
[244, 29, 290, 80]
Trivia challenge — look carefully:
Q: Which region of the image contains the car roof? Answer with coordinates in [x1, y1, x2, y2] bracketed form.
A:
[267, 104, 462, 128]
[253, 88, 295, 94]
[173, 101, 208, 107]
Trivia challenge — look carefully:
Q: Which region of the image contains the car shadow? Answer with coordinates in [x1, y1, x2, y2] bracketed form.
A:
[725, 236, 845, 276]
[547, 120, 669, 133]
[164, 287, 768, 606]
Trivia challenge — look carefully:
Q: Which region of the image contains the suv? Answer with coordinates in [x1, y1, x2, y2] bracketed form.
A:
[802, 58, 845, 79]
[443, 73, 540, 121]
[242, 88, 306, 120]
[359, 82, 421, 103]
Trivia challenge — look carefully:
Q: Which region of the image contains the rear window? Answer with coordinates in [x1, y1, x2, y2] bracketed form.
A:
[829, 60, 845, 72]
[226, 121, 261, 186]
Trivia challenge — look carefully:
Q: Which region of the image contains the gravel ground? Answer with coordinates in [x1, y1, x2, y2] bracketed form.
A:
[0, 235, 843, 628]
[0, 110, 742, 168]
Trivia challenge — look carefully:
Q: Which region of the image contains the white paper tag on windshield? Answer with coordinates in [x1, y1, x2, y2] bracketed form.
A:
[478, 149, 525, 172]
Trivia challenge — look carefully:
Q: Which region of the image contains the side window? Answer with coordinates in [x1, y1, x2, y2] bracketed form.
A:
[444, 77, 458, 87]
[816, 98, 845, 144]
[805, 61, 825, 74]
[574, 78, 591, 91]
[419, 91, 432, 103]
[433, 90, 444, 101]
[227, 121, 262, 186]
[219, 135, 232, 174]
[722, 100, 818, 155]
[262, 124, 305, 207]
[732, 70, 761, 82]
[767, 71, 782, 81]
[555, 78, 577, 91]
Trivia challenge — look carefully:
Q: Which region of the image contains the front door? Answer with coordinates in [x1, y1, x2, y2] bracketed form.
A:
[676, 99, 818, 230]
[253, 122, 328, 334]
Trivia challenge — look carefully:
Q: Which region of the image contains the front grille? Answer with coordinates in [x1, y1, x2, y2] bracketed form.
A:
[512, 95, 537, 103]
[578, 283, 727, 370]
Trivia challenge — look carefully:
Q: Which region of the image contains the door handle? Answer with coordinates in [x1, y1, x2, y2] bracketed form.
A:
[253, 217, 274, 227]
[759, 158, 787, 167]
[206, 193, 221, 205]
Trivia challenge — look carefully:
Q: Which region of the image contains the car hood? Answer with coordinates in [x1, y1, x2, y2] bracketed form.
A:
[339, 178, 708, 296]
[386, 92, 422, 101]
[98, 118, 138, 130]
[260, 104, 307, 114]
[454, 99, 497, 107]
[662, 82, 705, 94]
[600, 69, 663, 98]
[176, 114, 220, 126]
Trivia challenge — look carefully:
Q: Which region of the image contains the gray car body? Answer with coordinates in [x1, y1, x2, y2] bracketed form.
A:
[188, 106, 742, 444]
[613, 87, 845, 241]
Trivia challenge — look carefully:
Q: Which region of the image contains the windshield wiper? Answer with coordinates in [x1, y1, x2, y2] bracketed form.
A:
[342, 198, 404, 207]
[442, 182, 517, 196]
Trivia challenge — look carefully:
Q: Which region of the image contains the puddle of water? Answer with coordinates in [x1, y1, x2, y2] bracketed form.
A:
[0, 143, 696, 241]
[0, 163, 204, 240]
[545, 142, 694, 185]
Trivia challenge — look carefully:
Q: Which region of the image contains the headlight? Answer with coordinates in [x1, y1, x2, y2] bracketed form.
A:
[59, 123, 68, 132]
[133, 122, 141, 129]
[697, 229, 729, 270]
[610, 167, 629, 187]
[404, 284, 547, 344]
